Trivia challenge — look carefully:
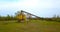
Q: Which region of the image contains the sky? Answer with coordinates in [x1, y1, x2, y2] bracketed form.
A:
[0, 0, 60, 18]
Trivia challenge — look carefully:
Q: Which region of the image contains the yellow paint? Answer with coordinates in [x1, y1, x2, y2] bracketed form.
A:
[16, 13, 26, 21]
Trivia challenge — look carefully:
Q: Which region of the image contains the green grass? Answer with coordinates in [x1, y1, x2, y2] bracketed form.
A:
[0, 20, 60, 32]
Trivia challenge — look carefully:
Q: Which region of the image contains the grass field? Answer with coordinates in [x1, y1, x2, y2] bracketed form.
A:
[0, 20, 60, 32]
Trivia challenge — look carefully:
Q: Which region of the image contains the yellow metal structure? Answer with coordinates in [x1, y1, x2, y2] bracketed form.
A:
[16, 10, 40, 23]
[20, 15, 26, 20]
[16, 12, 26, 22]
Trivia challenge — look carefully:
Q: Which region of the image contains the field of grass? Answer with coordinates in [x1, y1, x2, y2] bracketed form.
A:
[0, 20, 60, 32]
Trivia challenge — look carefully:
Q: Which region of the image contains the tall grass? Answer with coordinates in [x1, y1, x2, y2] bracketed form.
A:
[0, 20, 60, 32]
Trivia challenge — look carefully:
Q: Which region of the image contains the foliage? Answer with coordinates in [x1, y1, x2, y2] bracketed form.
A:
[0, 15, 16, 21]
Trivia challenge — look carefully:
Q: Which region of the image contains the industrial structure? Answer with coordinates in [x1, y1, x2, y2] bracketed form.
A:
[16, 10, 40, 22]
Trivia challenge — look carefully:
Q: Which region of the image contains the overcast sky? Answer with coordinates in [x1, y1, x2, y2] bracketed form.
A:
[0, 0, 60, 18]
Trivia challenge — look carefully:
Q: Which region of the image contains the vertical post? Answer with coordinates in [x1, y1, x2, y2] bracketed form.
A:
[26, 14, 32, 23]
[29, 14, 32, 21]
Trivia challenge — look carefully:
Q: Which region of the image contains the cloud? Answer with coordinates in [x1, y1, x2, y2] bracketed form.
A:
[0, 0, 60, 17]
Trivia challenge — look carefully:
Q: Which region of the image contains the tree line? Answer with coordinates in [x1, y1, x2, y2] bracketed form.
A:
[0, 14, 60, 21]
[0, 14, 17, 21]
